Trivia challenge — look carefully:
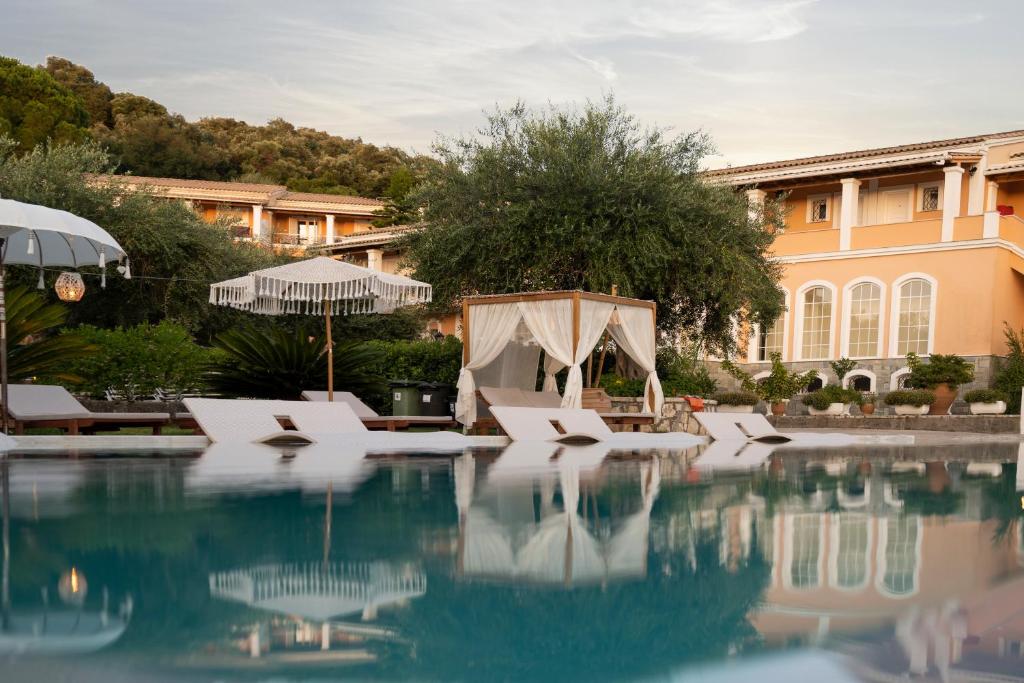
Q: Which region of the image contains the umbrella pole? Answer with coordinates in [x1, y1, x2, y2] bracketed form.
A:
[324, 298, 333, 401]
[0, 246, 8, 436]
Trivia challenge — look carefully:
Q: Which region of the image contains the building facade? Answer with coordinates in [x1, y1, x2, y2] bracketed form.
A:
[709, 129, 1024, 392]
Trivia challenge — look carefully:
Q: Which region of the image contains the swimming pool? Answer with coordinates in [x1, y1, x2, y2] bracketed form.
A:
[1, 442, 1022, 682]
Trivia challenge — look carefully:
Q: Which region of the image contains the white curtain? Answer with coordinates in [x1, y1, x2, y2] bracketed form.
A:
[607, 304, 664, 415]
[541, 353, 565, 393]
[476, 341, 542, 392]
[519, 299, 614, 410]
[456, 303, 523, 426]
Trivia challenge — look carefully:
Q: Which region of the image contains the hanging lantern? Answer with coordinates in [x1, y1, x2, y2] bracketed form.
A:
[58, 567, 88, 605]
[54, 272, 86, 302]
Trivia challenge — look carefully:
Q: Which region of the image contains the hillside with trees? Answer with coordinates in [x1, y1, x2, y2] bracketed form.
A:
[1, 55, 435, 212]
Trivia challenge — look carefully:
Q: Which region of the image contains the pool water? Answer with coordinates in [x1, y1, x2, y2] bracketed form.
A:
[1, 443, 1023, 682]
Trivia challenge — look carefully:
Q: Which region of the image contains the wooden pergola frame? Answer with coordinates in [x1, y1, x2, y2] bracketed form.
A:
[460, 289, 656, 370]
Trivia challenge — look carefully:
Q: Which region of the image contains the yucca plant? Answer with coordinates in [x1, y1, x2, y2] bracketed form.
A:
[206, 325, 385, 400]
[5, 285, 93, 383]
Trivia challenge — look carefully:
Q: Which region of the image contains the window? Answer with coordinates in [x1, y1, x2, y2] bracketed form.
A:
[800, 286, 833, 360]
[805, 376, 824, 392]
[835, 515, 870, 589]
[918, 182, 941, 212]
[849, 375, 873, 392]
[895, 279, 932, 356]
[790, 515, 821, 589]
[882, 516, 919, 596]
[847, 282, 881, 358]
[757, 316, 785, 361]
[807, 195, 830, 223]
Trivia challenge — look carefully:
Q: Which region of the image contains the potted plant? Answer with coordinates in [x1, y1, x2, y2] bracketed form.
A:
[801, 385, 862, 416]
[859, 393, 877, 415]
[722, 353, 817, 416]
[884, 389, 936, 416]
[905, 352, 974, 415]
[711, 391, 759, 413]
[963, 388, 1008, 415]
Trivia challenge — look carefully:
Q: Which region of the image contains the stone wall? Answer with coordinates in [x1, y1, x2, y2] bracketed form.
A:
[768, 414, 1020, 433]
[609, 396, 702, 434]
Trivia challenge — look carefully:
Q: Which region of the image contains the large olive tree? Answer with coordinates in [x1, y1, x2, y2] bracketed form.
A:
[403, 97, 784, 354]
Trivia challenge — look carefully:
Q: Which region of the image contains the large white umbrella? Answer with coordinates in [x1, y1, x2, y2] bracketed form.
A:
[208, 256, 432, 400]
[0, 199, 127, 433]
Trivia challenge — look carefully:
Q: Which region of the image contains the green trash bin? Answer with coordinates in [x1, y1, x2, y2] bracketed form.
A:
[389, 380, 423, 416]
[418, 382, 451, 417]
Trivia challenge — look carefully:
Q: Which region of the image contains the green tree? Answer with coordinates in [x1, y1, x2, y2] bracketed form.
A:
[0, 56, 89, 152]
[0, 137, 282, 339]
[402, 98, 784, 352]
[994, 324, 1024, 413]
[43, 56, 113, 127]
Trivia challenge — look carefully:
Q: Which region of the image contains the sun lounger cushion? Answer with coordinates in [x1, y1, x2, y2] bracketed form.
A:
[300, 391, 379, 418]
[6, 384, 91, 420]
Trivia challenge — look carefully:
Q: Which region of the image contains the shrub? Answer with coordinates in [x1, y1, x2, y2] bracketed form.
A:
[801, 385, 862, 410]
[362, 335, 463, 411]
[884, 389, 935, 407]
[712, 391, 759, 406]
[722, 352, 817, 403]
[829, 358, 858, 383]
[994, 324, 1024, 413]
[963, 388, 1008, 404]
[64, 321, 207, 400]
[905, 352, 974, 389]
[655, 346, 718, 397]
[206, 325, 383, 400]
[598, 373, 646, 397]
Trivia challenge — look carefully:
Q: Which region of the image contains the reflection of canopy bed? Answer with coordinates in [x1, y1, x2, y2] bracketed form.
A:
[456, 291, 665, 428]
[454, 453, 661, 587]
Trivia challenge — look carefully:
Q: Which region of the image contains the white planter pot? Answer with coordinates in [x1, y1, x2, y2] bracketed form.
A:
[717, 404, 755, 413]
[969, 401, 1007, 415]
[893, 404, 930, 416]
[807, 402, 847, 416]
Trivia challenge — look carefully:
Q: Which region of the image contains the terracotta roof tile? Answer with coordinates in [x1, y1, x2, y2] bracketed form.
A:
[277, 191, 384, 207]
[105, 175, 384, 206]
[706, 129, 1024, 178]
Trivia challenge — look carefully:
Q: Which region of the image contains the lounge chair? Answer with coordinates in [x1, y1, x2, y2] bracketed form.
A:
[693, 412, 862, 448]
[488, 406, 700, 448]
[477, 387, 656, 433]
[184, 398, 468, 451]
[300, 390, 457, 431]
[6, 384, 171, 435]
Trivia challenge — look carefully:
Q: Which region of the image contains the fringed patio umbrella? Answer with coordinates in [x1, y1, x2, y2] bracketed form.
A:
[0, 199, 128, 433]
[209, 256, 432, 400]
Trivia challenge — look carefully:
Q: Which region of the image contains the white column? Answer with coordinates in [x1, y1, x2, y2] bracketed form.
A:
[839, 178, 861, 251]
[367, 248, 383, 271]
[968, 159, 987, 215]
[326, 214, 336, 245]
[746, 188, 767, 224]
[251, 204, 263, 240]
[986, 180, 999, 212]
[941, 165, 965, 242]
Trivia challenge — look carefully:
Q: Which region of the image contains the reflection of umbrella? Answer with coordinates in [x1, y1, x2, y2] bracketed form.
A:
[0, 610, 128, 654]
[0, 199, 127, 432]
[209, 257, 431, 400]
[209, 561, 426, 621]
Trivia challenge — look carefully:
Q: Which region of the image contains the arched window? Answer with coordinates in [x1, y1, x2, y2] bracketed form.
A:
[843, 370, 877, 393]
[894, 277, 934, 356]
[850, 375, 872, 392]
[846, 282, 882, 358]
[805, 376, 824, 392]
[800, 285, 833, 360]
[757, 316, 785, 361]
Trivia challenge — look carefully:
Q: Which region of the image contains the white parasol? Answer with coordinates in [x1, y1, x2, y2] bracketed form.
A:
[209, 256, 432, 400]
[0, 199, 128, 432]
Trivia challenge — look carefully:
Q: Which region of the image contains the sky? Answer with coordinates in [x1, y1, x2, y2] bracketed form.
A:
[2, 0, 1022, 168]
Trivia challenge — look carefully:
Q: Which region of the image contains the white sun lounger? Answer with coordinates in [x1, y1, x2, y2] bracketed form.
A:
[7, 384, 171, 435]
[693, 412, 866, 448]
[488, 406, 701, 448]
[185, 398, 469, 451]
[300, 390, 456, 430]
[184, 398, 317, 445]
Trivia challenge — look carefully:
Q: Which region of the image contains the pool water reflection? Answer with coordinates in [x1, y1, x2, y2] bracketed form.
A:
[1, 442, 1023, 682]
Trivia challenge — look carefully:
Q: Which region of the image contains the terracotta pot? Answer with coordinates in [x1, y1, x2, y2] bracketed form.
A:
[860, 403, 875, 415]
[929, 383, 957, 415]
[770, 401, 786, 416]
